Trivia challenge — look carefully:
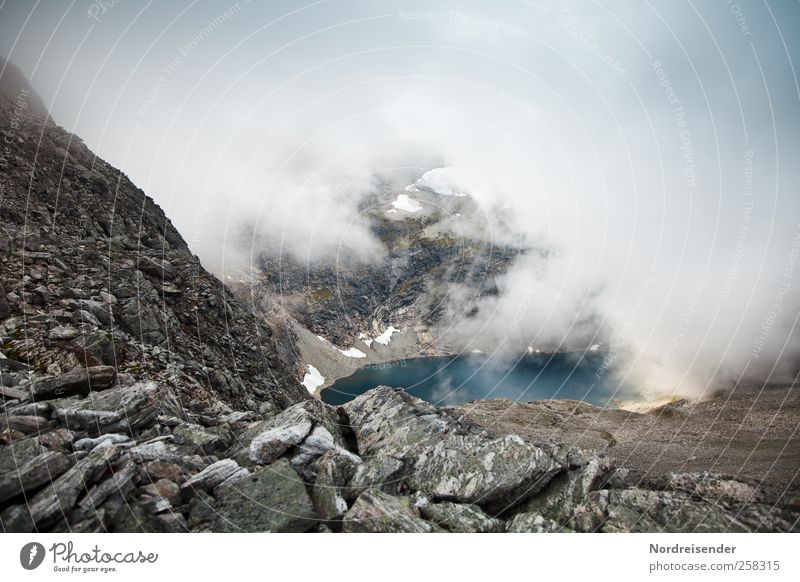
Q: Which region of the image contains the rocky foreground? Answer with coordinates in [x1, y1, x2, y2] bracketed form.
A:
[1, 57, 798, 533]
[2, 379, 798, 532]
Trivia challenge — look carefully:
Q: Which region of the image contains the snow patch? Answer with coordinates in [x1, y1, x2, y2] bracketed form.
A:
[589, 344, 601, 351]
[302, 365, 325, 393]
[373, 326, 400, 346]
[358, 332, 374, 347]
[392, 194, 422, 213]
[316, 335, 366, 358]
[408, 167, 468, 197]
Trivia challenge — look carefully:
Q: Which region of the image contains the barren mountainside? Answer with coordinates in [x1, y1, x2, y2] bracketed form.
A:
[1, 59, 798, 533]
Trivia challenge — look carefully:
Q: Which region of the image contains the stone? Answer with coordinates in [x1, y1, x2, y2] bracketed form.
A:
[0, 384, 27, 401]
[73, 433, 131, 452]
[127, 439, 179, 463]
[343, 387, 567, 512]
[79, 461, 137, 511]
[419, 501, 503, 533]
[0, 415, 55, 435]
[172, 422, 231, 455]
[289, 425, 361, 479]
[507, 512, 571, 533]
[0, 449, 73, 504]
[142, 479, 181, 506]
[180, 459, 245, 500]
[48, 325, 79, 340]
[141, 460, 183, 482]
[30, 365, 116, 400]
[52, 381, 161, 436]
[1, 444, 121, 532]
[248, 411, 312, 465]
[188, 459, 318, 532]
[309, 450, 362, 521]
[515, 454, 614, 525]
[343, 489, 441, 533]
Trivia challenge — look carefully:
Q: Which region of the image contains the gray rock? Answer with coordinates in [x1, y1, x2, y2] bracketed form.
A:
[0, 449, 74, 504]
[289, 425, 361, 480]
[79, 461, 137, 511]
[343, 489, 441, 533]
[1, 443, 121, 531]
[52, 381, 161, 436]
[243, 399, 348, 467]
[343, 387, 567, 512]
[127, 439, 179, 463]
[309, 451, 361, 522]
[506, 512, 570, 533]
[0, 415, 55, 435]
[515, 454, 614, 525]
[0, 384, 27, 401]
[172, 422, 231, 455]
[30, 365, 116, 401]
[73, 433, 131, 452]
[248, 412, 312, 465]
[180, 458, 245, 500]
[188, 459, 318, 532]
[48, 325, 79, 340]
[419, 501, 503, 533]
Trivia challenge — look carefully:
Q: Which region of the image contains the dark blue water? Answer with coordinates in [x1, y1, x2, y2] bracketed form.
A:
[321, 352, 630, 407]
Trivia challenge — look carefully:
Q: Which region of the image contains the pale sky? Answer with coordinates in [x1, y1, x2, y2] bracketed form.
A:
[2, 0, 799, 395]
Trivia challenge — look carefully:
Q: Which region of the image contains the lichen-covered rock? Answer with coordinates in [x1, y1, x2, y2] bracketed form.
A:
[309, 450, 361, 521]
[242, 399, 354, 474]
[172, 422, 232, 455]
[30, 365, 116, 401]
[0, 443, 121, 532]
[0, 446, 73, 504]
[419, 501, 503, 533]
[51, 381, 162, 436]
[514, 454, 614, 524]
[343, 489, 441, 533]
[188, 459, 318, 532]
[180, 458, 248, 500]
[343, 387, 567, 512]
[506, 512, 570, 533]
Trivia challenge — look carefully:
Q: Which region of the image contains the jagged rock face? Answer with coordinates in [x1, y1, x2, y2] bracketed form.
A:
[0, 57, 305, 413]
[254, 210, 520, 350]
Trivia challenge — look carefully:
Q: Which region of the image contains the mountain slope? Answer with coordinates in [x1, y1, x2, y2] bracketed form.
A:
[0, 57, 306, 413]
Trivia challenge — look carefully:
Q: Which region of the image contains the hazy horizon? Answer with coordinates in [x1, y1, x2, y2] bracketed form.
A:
[2, 0, 799, 399]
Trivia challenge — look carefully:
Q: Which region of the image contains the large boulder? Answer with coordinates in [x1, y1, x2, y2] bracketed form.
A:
[343, 387, 568, 512]
[51, 381, 162, 436]
[1, 443, 121, 532]
[30, 365, 116, 401]
[343, 489, 441, 533]
[187, 458, 318, 532]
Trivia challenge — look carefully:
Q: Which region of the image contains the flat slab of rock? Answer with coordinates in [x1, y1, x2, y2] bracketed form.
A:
[51, 381, 161, 436]
[30, 366, 116, 400]
[180, 459, 248, 500]
[343, 490, 440, 533]
[1, 443, 121, 532]
[188, 458, 318, 532]
[0, 447, 73, 504]
[419, 501, 503, 533]
[344, 387, 567, 512]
